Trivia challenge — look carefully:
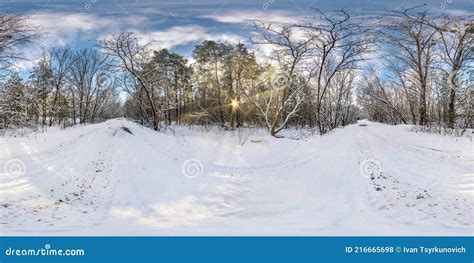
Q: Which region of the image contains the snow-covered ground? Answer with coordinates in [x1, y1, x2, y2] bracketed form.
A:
[0, 119, 472, 236]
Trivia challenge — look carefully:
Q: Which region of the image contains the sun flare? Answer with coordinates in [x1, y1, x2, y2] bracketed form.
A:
[230, 99, 239, 109]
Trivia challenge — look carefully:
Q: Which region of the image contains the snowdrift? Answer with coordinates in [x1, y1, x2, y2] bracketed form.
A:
[0, 119, 472, 236]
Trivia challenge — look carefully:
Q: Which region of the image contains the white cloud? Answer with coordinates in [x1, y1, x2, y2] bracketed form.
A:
[29, 12, 243, 52]
[30, 13, 106, 47]
[134, 25, 210, 49]
[202, 10, 300, 25]
[32, 13, 104, 31]
[29, 12, 150, 46]
[133, 25, 244, 50]
[441, 9, 474, 16]
[14, 12, 117, 70]
[15, 12, 151, 70]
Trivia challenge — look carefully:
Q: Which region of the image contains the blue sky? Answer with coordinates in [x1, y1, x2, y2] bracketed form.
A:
[1, 0, 473, 68]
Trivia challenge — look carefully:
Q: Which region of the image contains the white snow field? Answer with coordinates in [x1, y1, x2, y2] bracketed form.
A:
[0, 119, 472, 236]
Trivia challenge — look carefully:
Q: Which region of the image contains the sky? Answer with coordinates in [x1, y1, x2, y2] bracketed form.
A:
[1, 0, 473, 69]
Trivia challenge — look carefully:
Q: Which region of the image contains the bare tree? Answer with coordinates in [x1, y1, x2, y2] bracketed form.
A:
[101, 32, 160, 130]
[301, 9, 373, 133]
[70, 48, 112, 124]
[358, 71, 408, 125]
[249, 22, 314, 136]
[325, 70, 359, 128]
[379, 7, 438, 126]
[0, 14, 37, 75]
[47, 47, 73, 126]
[431, 17, 473, 128]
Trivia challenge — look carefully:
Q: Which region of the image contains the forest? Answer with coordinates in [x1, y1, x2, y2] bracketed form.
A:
[0, 8, 472, 136]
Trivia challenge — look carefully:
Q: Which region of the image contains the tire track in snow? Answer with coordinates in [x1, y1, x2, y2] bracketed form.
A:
[356, 124, 473, 228]
[0, 124, 123, 233]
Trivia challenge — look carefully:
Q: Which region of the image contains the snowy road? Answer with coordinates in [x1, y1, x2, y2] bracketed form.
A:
[0, 119, 472, 235]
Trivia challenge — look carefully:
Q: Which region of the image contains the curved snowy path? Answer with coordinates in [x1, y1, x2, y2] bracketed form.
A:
[0, 119, 472, 235]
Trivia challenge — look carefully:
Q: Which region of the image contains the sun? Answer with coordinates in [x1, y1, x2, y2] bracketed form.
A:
[230, 99, 239, 109]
